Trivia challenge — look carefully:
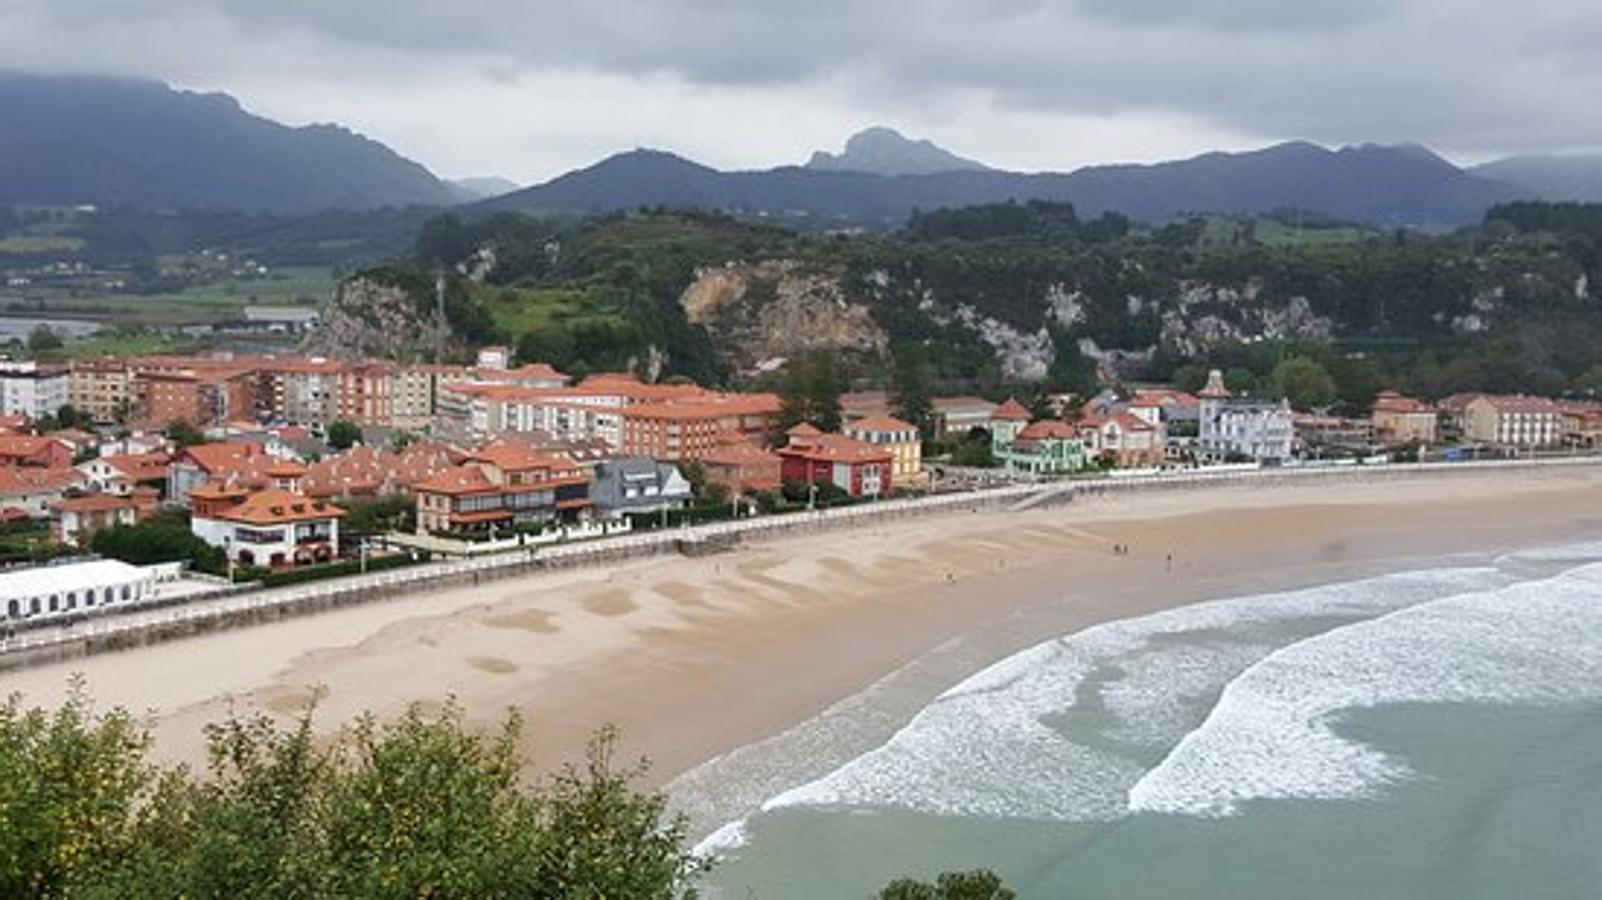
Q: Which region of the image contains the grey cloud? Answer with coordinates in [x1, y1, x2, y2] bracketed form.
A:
[4, 0, 1602, 163]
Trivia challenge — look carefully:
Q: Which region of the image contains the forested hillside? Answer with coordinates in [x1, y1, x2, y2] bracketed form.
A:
[314, 201, 1602, 409]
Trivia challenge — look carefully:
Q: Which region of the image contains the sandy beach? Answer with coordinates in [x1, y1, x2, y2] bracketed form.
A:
[6, 467, 1602, 801]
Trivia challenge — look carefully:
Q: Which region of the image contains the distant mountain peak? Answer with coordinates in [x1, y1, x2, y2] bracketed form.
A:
[806, 126, 991, 176]
[449, 175, 521, 201]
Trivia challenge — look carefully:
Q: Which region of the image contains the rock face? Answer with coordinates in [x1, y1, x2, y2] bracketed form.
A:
[301, 276, 449, 362]
[680, 261, 888, 371]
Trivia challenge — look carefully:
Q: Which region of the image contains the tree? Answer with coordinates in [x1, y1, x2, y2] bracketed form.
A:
[26, 324, 63, 355]
[325, 420, 362, 451]
[889, 347, 936, 440]
[1271, 356, 1338, 409]
[163, 421, 204, 448]
[0, 692, 709, 898]
[777, 349, 845, 433]
[88, 514, 226, 575]
[881, 869, 1016, 900]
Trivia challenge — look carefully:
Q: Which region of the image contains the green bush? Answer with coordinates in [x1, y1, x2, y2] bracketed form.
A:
[0, 686, 708, 897]
[252, 552, 423, 588]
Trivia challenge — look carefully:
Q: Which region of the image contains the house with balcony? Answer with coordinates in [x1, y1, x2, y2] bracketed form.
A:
[994, 419, 1088, 475]
[412, 442, 591, 535]
[189, 482, 345, 569]
[1462, 395, 1564, 448]
[1078, 411, 1164, 468]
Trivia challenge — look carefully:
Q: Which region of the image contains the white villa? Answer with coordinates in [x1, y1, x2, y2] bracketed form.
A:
[1197, 370, 1295, 463]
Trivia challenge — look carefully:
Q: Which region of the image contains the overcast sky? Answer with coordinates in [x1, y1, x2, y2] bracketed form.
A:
[3, 0, 1600, 183]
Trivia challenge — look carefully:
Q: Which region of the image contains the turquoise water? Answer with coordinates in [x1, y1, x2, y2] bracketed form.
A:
[696, 545, 1602, 898]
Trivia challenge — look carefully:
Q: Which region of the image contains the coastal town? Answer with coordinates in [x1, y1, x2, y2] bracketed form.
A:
[1, 343, 1598, 630]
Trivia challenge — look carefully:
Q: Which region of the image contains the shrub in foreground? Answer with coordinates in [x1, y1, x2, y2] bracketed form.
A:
[0, 684, 707, 898]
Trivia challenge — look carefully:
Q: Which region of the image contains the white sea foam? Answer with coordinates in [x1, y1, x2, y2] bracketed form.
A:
[692, 820, 749, 857]
[762, 567, 1505, 823]
[1128, 562, 1602, 817]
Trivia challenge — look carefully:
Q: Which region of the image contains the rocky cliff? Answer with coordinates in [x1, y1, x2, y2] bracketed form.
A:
[679, 260, 888, 372]
[301, 275, 451, 362]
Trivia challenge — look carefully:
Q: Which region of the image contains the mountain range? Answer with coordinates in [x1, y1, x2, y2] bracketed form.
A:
[0, 72, 458, 213]
[6, 72, 1602, 228]
[485, 136, 1533, 230]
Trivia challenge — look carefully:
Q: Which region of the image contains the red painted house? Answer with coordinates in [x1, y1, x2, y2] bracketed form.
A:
[777, 430, 894, 498]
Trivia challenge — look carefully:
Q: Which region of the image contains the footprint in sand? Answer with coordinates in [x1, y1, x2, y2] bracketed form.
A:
[582, 590, 638, 617]
[484, 609, 561, 633]
[468, 656, 519, 675]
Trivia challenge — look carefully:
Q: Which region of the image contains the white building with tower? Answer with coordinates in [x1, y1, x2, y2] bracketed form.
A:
[1197, 370, 1295, 463]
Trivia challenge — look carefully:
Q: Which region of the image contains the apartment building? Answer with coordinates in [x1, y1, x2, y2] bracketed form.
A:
[1462, 395, 1564, 447]
[0, 361, 68, 420]
[619, 394, 781, 461]
[68, 358, 133, 423]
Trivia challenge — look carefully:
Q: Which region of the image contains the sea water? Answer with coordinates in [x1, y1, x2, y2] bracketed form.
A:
[690, 543, 1602, 899]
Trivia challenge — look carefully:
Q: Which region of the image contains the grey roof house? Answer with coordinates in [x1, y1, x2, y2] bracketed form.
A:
[589, 457, 693, 517]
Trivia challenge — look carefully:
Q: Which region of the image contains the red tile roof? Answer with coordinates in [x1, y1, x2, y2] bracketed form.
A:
[992, 398, 1032, 421]
[49, 494, 135, 514]
[211, 489, 346, 525]
[180, 442, 267, 474]
[1016, 420, 1078, 441]
[779, 434, 893, 465]
[0, 467, 84, 495]
[1371, 391, 1434, 414]
[847, 415, 918, 434]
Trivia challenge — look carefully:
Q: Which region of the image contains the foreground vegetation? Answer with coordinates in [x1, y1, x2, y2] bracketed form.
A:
[1, 688, 1020, 898]
[0, 687, 706, 898]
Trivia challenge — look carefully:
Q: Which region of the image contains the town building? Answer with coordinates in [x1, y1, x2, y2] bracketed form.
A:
[1293, 414, 1377, 454]
[994, 419, 1088, 475]
[0, 467, 87, 518]
[1436, 393, 1484, 441]
[68, 358, 134, 423]
[190, 481, 345, 569]
[777, 429, 894, 498]
[166, 442, 273, 505]
[988, 397, 1034, 446]
[1371, 391, 1439, 446]
[1561, 404, 1602, 448]
[699, 440, 783, 496]
[0, 361, 68, 420]
[1197, 370, 1295, 463]
[619, 394, 780, 461]
[1078, 411, 1164, 467]
[0, 435, 73, 468]
[1462, 395, 1565, 447]
[413, 443, 591, 535]
[79, 452, 168, 495]
[589, 458, 693, 519]
[932, 396, 1000, 438]
[49, 492, 152, 546]
[843, 415, 924, 485]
